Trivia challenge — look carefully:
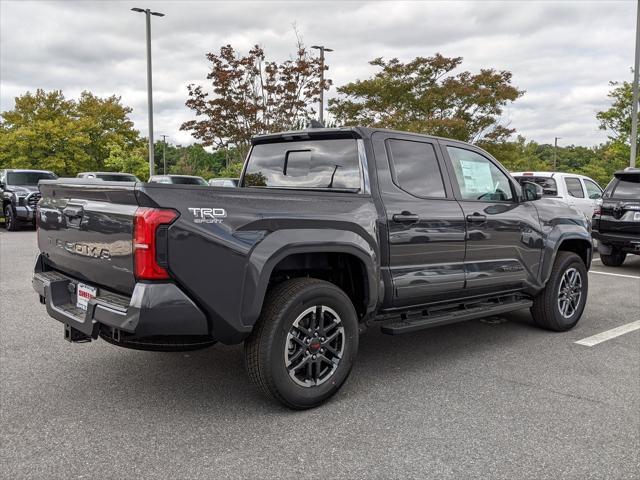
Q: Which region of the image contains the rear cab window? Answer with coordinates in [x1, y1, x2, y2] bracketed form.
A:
[242, 139, 361, 191]
[514, 176, 558, 196]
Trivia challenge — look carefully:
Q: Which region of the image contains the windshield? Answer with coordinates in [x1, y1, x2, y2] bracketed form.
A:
[95, 174, 139, 182]
[6, 171, 56, 185]
[514, 176, 558, 196]
[609, 178, 639, 200]
[243, 139, 361, 191]
[171, 176, 207, 185]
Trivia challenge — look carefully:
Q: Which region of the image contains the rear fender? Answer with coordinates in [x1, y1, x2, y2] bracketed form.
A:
[241, 229, 379, 327]
[539, 229, 592, 288]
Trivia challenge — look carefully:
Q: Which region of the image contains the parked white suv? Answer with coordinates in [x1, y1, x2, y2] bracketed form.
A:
[512, 171, 603, 219]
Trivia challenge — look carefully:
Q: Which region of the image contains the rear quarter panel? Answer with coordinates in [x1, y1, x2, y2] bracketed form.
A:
[140, 184, 380, 343]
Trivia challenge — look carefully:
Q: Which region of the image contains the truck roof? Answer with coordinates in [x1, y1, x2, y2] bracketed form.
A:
[251, 127, 471, 146]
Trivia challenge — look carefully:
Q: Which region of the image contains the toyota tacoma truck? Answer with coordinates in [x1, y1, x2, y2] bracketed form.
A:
[1, 169, 57, 230]
[32, 127, 592, 409]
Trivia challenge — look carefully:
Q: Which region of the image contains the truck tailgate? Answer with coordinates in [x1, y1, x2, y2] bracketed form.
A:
[37, 180, 139, 294]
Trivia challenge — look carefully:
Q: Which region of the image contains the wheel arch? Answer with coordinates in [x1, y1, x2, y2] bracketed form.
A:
[241, 229, 379, 328]
[540, 233, 592, 287]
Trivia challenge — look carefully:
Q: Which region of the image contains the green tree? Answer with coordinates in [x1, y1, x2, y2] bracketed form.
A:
[0, 89, 142, 176]
[596, 77, 636, 144]
[76, 91, 140, 170]
[104, 142, 149, 180]
[0, 90, 92, 174]
[329, 54, 524, 142]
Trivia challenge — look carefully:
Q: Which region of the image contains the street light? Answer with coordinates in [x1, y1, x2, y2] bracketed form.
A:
[553, 137, 562, 172]
[160, 134, 168, 175]
[630, 0, 639, 168]
[132, 7, 165, 177]
[311, 45, 333, 125]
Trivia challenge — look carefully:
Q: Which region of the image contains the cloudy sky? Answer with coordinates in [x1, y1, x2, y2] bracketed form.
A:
[0, 0, 636, 147]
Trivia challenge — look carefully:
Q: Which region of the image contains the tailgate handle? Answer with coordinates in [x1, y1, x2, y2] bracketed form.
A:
[62, 205, 84, 219]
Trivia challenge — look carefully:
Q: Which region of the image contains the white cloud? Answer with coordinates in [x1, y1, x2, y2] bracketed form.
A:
[0, 0, 636, 146]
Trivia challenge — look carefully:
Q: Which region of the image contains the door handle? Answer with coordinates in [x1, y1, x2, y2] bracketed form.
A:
[466, 213, 487, 223]
[392, 212, 420, 224]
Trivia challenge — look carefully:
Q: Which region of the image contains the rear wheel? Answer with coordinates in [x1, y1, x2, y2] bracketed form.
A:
[600, 248, 626, 267]
[244, 278, 359, 409]
[4, 206, 18, 231]
[531, 252, 588, 331]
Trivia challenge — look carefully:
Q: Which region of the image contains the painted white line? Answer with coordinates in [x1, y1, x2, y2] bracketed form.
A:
[589, 270, 640, 280]
[575, 320, 640, 347]
[591, 257, 601, 262]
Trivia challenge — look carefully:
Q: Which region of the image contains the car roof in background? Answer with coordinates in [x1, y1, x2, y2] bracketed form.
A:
[80, 172, 136, 176]
[512, 171, 598, 180]
[614, 168, 640, 181]
[4, 169, 55, 173]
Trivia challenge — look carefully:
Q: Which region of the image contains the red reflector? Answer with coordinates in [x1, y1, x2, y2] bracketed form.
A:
[133, 207, 178, 280]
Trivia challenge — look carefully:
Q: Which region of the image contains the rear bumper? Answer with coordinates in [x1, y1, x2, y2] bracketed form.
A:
[593, 231, 640, 254]
[32, 260, 211, 344]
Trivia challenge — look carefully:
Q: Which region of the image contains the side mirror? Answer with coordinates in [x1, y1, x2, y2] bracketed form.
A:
[522, 181, 543, 201]
[589, 193, 602, 200]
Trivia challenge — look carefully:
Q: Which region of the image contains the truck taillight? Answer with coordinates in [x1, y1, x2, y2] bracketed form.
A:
[133, 207, 178, 280]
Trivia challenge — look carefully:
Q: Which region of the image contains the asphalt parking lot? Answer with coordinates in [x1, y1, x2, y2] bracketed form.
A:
[1, 229, 638, 480]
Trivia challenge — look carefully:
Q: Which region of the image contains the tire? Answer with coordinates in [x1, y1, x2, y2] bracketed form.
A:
[600, 248, 626, 267]
[531, 251, 588, 331]
[4, 206, 18, 231]
[244, 278, 359, 409]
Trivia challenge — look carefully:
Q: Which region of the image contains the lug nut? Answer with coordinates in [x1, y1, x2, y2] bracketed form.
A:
[312, 355, 317, 359]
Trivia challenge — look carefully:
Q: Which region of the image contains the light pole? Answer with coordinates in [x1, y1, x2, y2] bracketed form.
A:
[311, 45, 333, 125]
[160, 134, 168, 174]
[132, 7, 164, 177]
[553, 137, 561, 171]
[630, 0, 639, 168]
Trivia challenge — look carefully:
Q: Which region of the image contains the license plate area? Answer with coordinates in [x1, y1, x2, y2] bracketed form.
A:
[76, 282, 97, 311]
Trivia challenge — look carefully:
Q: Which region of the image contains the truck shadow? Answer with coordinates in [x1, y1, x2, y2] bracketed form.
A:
[63, 310, 541, 416]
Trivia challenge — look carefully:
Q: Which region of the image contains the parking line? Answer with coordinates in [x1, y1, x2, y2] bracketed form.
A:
[589, 270, 640, 279]
[575, 320, 640, 347]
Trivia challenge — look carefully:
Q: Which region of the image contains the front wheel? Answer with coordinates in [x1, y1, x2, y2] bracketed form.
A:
[600, 248, 626, 267]
[531, 251, 588, 331]
[244, 278, 359, 409]
[4, 206, 18, 231]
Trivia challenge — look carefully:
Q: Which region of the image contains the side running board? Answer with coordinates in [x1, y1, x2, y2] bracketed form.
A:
[378, 295, 533, 335]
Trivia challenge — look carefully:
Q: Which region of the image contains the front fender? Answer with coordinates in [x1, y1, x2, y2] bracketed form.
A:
[241, 229, 379, 328]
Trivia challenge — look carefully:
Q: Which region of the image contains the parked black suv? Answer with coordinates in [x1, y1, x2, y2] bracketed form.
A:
[1, 169, 57, 230]
[592, 168, 640, 266]
[32, 128, 592, 408]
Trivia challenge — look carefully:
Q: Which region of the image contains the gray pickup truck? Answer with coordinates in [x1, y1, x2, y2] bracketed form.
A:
[32, 127, 592, 408]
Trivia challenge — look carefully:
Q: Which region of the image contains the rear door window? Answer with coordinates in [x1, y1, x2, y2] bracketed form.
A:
[243, 139, 360, 191]
[564, 177, 584, 198]
[386, 139, 446, 198]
